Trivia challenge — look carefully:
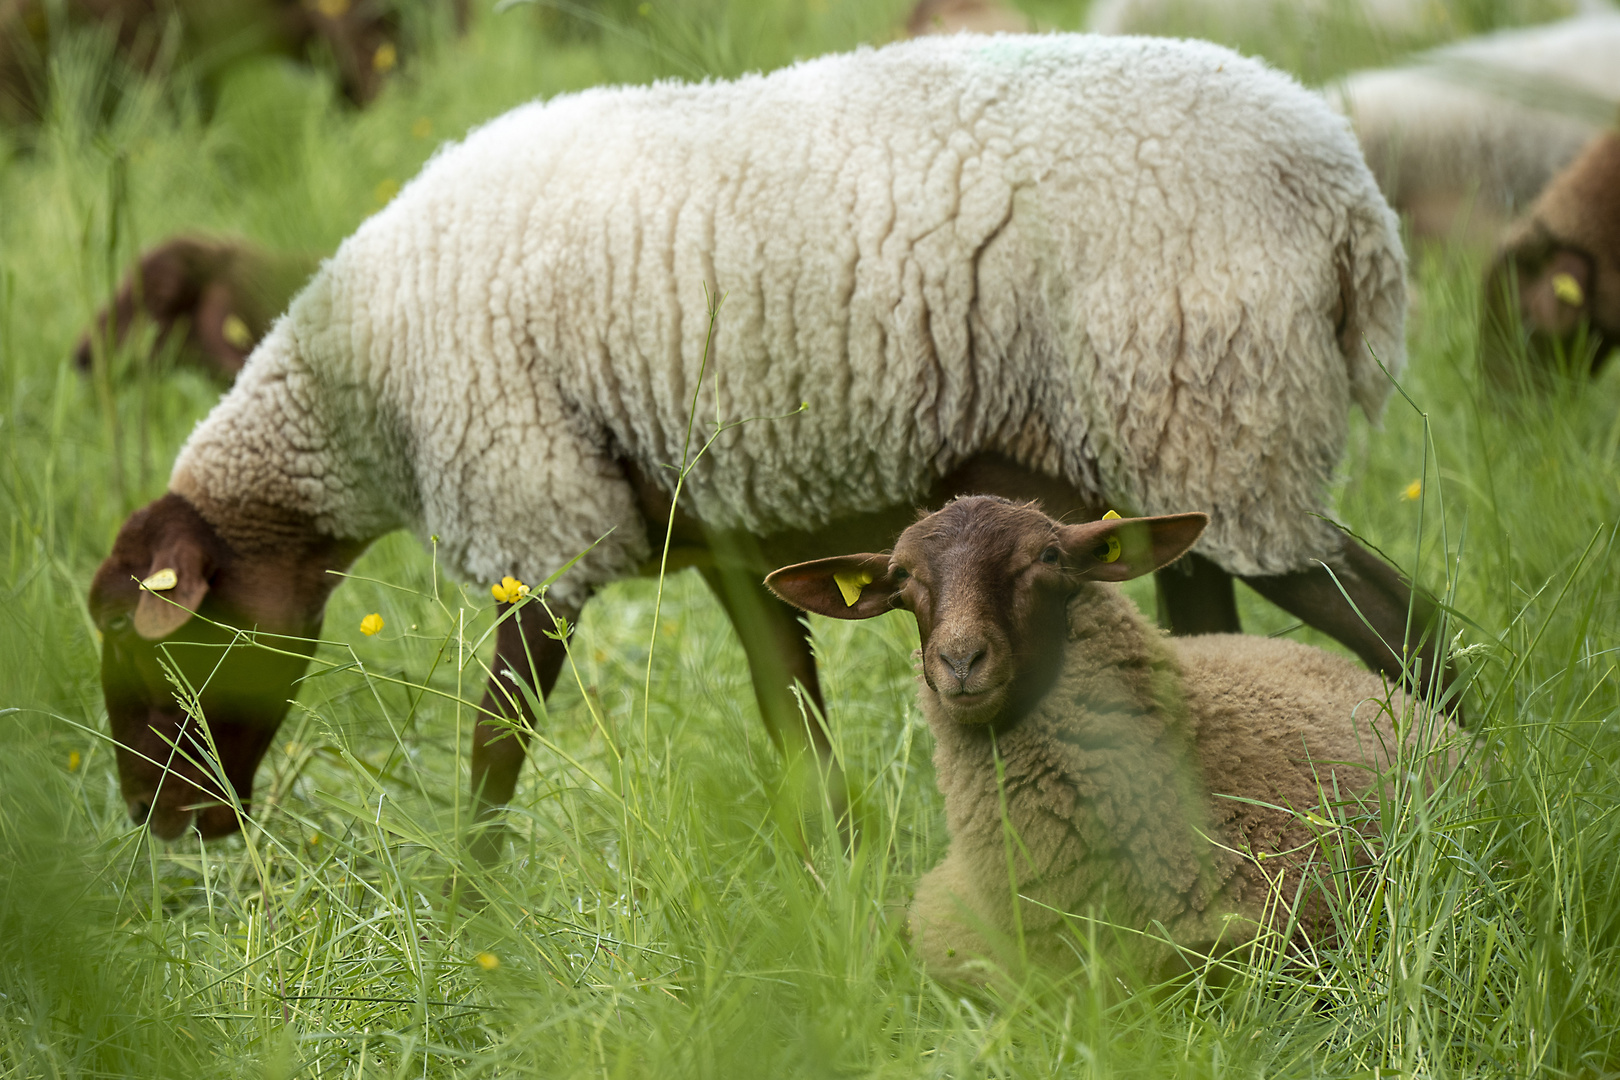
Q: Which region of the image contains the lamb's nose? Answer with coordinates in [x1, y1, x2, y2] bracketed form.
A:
[938, 647, 985, 689]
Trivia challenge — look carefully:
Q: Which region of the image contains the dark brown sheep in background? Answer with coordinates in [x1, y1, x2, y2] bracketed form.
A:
[768, 497, 1462, 983]
[0, 0, 468, 127]
[74, 237, 317, 380]
[1480, 129, 1620, 386]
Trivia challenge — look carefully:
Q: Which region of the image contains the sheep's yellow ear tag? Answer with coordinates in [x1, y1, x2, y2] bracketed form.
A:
[1551, 272, 1584, 307]
[1096, 511, 1123, 563]
[141, 568, 178, 592]
[833, 569, 874, 607]
[222, 314, 253, 350]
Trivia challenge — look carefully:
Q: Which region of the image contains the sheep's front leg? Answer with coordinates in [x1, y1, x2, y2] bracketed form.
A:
[469, 599, 572, 864]
[1154, 552, 1241, 635]
[1241, 538, 1456, 709]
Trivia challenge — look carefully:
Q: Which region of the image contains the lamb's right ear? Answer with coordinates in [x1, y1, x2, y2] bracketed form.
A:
[765, 554, 900, 620]
[1057, 512, 1208, 583]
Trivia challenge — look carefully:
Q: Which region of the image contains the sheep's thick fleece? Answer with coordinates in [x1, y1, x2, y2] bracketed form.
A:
[172, 34, 1405, 608]
[910, 583, 1452, 981]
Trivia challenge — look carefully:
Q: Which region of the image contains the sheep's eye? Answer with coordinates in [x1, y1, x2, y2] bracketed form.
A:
[107, 614, 131, 633]
[891, 567, 910, 584]
[1040, 547, 1061, 566]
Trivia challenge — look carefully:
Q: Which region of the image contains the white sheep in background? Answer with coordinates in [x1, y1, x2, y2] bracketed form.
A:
[1329, 12, 1620, 238]
[767, 497, 1462, 982]
[89, 33, 1443, 847]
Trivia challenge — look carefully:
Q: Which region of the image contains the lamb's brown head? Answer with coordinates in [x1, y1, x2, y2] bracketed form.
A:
[766, 497, 1206, 728]
[1480, 131, 1620, 388]
[88, 493, 357, 839]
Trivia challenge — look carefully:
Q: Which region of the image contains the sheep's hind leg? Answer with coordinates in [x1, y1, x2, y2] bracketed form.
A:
[1240, 538, 1457, 712]
[1155, 552, 1241, 635]
[467, 599, 573, 867]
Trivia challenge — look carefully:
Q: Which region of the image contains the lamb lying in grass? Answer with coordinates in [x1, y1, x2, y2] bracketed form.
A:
[768, 497, 1461, 981]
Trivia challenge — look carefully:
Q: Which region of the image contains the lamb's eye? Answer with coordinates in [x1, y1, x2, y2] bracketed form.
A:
[891, 567, 910, 584]
[1040, 547, 1061, 566]
[107, 614, 131, 633]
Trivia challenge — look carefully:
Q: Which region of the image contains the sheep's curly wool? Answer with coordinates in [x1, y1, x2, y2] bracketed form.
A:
[910, 582, 1454, 983]
[171, 33, 1404, 609]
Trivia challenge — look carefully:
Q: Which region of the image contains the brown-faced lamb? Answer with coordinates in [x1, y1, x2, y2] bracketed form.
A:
[767, 497, 1461, 982]
[89, 34, 1452, 851]
[1480, 129, 1620, 385]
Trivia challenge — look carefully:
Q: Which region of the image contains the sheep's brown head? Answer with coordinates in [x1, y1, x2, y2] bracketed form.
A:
[1480, 132, 1620, 389]
[88, 493, 357, 839]
[766, 497, 1207, 728]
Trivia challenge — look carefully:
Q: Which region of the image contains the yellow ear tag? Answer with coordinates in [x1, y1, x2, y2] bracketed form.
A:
[833, 569, 874, 607]
[221, 314, 253, 350]
[1551, 272, 1584, 307]
[141, 568, 178, 592]
[1096, 511, 1123, 563]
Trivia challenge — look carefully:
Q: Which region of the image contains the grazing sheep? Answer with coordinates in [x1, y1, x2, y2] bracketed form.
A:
[1480, 129, 1620, 384]
[88, 33, 1447, 847]
[0, 0, 463, 124]
[766, 497, 1460, 982]
[74, 238, 317, 381]
[1328, 13, 1620, 238]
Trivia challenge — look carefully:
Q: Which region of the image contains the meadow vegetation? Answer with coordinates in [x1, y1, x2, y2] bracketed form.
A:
[2, 0, 1618, 1076]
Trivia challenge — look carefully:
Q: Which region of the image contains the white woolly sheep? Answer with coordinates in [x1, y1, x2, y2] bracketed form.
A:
[767, 496, 1461, 982]
[1328, 13, 1620, 238]
[88, 33, 1447, 847]
[1086, 0, 1450, 38]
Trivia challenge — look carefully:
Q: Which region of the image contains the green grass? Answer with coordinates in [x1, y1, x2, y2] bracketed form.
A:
[3, 1, 1620, 1076]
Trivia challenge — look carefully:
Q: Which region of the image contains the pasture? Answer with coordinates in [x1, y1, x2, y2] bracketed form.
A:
[2, 1, 1618, 1075]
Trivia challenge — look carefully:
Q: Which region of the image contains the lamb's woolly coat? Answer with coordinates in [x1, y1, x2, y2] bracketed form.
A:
[1330, 14, 1620, 234]
[910, 582, 1453, 982]
[171, 34, 1404, 610]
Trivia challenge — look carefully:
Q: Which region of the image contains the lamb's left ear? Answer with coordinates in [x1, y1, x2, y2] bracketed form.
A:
[765, 554, 899, 620]
[1057, 512, 1208, 582]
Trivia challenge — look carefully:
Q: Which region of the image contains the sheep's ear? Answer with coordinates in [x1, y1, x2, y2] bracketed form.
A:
[133, 532, 214, 640]
[1057, 512, 1208, 583]
[765, 554, 900, 620]
[1518, 248, 1593, 338]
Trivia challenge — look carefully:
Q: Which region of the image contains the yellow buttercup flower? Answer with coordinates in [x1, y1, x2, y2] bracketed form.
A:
[372, 42, 397, 73]
[1401, 479, 1422, 502]
[491, 576, 530, 604]
[476, 951, 500, 971]
[374, 178, 399, 206]
[360, 612, 384, 636]
[68, 750, 81, 772]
